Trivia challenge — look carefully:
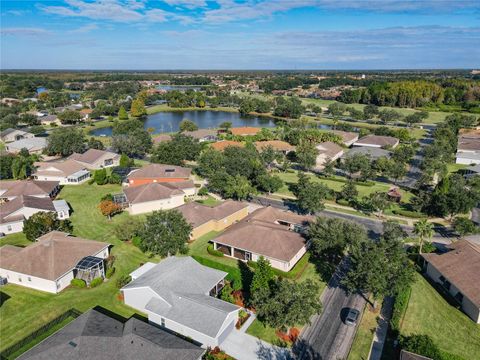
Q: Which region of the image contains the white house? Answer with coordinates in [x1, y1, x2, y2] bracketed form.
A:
[0, 128, 34, 143]
[0, 231, 109, 293]
[33, 159, 91, 185]
[456, 131, 480, 165]
[5, 137, 47, 155]
[122, 257, 240, 347]
[69, 148, 120, 170]
[0, 195, 70, 235]
[315, 141, 344, 170]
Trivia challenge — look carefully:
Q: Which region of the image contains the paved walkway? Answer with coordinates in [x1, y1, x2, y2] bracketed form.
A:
[369, 297, 394, 360]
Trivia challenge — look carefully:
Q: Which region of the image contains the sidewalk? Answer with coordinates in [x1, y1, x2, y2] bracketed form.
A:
[369, 297, 394, 360]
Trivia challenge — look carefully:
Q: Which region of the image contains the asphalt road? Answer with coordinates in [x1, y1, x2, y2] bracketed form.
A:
[296, 261, 366, 360]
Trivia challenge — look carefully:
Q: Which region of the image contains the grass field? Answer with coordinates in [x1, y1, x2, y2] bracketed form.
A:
[348, 303, 379, 360]
[246, 320, 279, 344]
[195, 195, 221, 207]
[0, 183, 156, 352]
[400, 273, 480, 360]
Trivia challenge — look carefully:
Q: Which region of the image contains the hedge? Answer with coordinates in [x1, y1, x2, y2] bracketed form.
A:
[90, 277, 103, 288]
[116, 274, 131, 289]
[106, 267, 116, 279]
[70, 279, 86, 288]
[207, 244, 224, 257]
[336, 199, 350, 206]
[391, 285, 412, 332]
[392, 209, 427, 219]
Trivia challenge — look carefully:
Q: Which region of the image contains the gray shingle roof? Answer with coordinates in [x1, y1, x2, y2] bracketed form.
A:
[18, 309, 205, 360]
[123, 257, 238, 338]
[343, 146, 391, 160]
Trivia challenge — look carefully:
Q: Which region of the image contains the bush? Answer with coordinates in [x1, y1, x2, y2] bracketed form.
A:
[132, 236, 143, 249]
[198, 187, 209, 196]
[390, 285, 412, 332]
[392, 209, 427, 219]
[90, 277, 104, 288]
[207, 243, 224, 257]
[400, 334, 442, 360]
[70, 278, 86, 288]
[106, 267, 116, 279]
[108, 172, 122, 184]
[116, 274, 131, 288]
[336, 198, 350, 206]
[101, 193, 114, 201]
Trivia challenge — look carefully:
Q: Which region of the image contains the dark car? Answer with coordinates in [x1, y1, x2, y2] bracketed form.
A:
[345, 308, 360, 326]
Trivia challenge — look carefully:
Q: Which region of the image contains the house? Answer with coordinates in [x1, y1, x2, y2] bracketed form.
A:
[230, 127, 261, 136]
[0, 231, 109, 293]
[332, 130, 359, 147]
[254, 140, 295, 153]
[387, 187, 402, 202]
[121, 181, 195, 215]
[342, 146, 392, 161]
[5, 137, 47, 154]
[422, 240, 480, 323]
[456, 130, 480, 165]
[69, 148, 120, 169]
[0, 128, 35, 143]
[212, 206, 312, 272]
[79, 108, 93, 119]
[183, 129, 218, 142]
[33, 160, 91, 185]
[17, 309, 205, 360]
[353, 135, 399, 149]
[0, 196, 69, 234]
[315, 141, 344, 169]
[0, 180, 60, 201]
[39, 114, 60, 126]
[462, 163, 480, 178]
[127, 164, 192, 187]
[176, 200, 249, 239]
[211, 140, 244, 152]
[122, 257, 240, 347]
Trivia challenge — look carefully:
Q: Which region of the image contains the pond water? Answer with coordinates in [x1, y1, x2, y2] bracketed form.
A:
[90, 111, 277, 136]
[156, 85, 202, 91]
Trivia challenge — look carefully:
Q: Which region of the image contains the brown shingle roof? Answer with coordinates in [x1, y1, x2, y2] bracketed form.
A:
[457, 136, 480, 152]
[127, 164, 191, 180]
[183, 129, 218, 140]
[0, 231, 109, 280]
[0, 195, 56, 222]
[123, 183, 184, 204]
[254, 141, 295, 152]
[153, 134, 173, 143]
[176, 200, 248, 228]
[332, 130, 359, 144]
[230, 127, 261, 136]
[34, 159, 87, 177]
[400, 350, 432, 360]
[69, 149, 119, 165]
[316, 141, 344, 158]
[355, 135, 399, 148]
[210, 141, 244, 151]
[0, 180, 59, 198]
[213, 207, 311, 262]
[422, 240, 480, 306]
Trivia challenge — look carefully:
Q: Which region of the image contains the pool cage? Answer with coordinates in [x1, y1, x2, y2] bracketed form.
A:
[74, 256, 105, 286]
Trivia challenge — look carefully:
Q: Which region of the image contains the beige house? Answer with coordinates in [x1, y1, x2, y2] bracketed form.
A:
[33, 160, 91, 185]
[0, 231, 109, 293]
[176, 200, 249, 239]
[332, 130, 359, 147]
[0, 128, 34, 143]
[122, 181, 195, 215]
[212, 207, 312, 272]
[315, 141, 344, 169]
[422, 240, 480, 323]
[69, 149, 120, 169]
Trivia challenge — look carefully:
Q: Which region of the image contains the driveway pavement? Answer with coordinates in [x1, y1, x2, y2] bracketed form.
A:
[221, 329, 292, 360]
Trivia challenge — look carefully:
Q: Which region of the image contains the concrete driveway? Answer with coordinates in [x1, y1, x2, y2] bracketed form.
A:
[221, 329, 292, 360]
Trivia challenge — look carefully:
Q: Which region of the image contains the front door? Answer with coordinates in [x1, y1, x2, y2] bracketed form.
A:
[245, 252, 252, 261]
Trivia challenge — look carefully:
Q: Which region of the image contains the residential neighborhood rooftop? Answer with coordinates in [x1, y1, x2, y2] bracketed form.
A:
[123, 182, 185, 204]
[176, 200, 248, 228]
[230, 127, 261, 136]
[127, 164, 192, 179]
[254, 140, 295, 152]
[34, 159, 88, 177]
[354, 135, 399, 148]
[211, 140, 245, 151]
[0, 180, 59, 199]
[69, 148, 119, 165]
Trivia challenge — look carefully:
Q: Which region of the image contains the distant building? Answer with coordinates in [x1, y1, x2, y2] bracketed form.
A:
[230, 127, 261, 136]
[211, 140, 244, 152]
[422, 240, 480, 323]
[0, 128, 35, 143]
[126, 164, 192, 187]
[5, 137, 47, 154]
[315, 141, 344, 169]
[17, 309, 205, 360]
[0, 180, 59, 201]
[183, 129, 219, 142]
[254, 140, 295, 153]
[69, 149, 120, 170]
[342, 146, 392, 161]
[33, 160, 91, 185]
[456, 129, 480, 165]
[353, 135, 399, 149]
[332, 130, 359, 147]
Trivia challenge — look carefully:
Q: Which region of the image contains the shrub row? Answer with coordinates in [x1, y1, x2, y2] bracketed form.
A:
[319, 176, 375, 187]
[391, 285, 412, 332]
[207, 244, 224, 257]
[392, 209, 427, 219]
[70, 279, 86, 288]
[90, 277, 103, 288]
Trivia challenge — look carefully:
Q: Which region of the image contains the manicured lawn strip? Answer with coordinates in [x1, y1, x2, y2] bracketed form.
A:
[0, 183, 156, 352]
[246, 319, 279, 344]
[400, 273, 480, 360]
[0, 232, 30, 247]
[348, 303, 379, 360]
[195, 195, 221, 207]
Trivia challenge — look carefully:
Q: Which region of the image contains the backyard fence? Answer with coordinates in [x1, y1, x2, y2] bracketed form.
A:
[1, 308, 82, 360]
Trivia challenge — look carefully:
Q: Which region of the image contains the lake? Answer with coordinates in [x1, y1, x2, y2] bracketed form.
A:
[90, 110, 278, 136]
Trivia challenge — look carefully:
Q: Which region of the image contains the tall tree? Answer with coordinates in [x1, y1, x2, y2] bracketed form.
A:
[296, 140, 318, 170]
[413, 219, 434, 259]
[23, 212, 73, 241]
[294, 172, 329, 214]
[250, 256, 274, 308]
[139, 210, 192, 257]
[130, 98, 147, 117]
[179, 119, 198, 132]
[118, 106, 128, 120]
[45, 127, 85, 156]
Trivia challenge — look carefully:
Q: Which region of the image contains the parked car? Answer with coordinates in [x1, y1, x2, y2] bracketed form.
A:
[344, 308, 360, 326]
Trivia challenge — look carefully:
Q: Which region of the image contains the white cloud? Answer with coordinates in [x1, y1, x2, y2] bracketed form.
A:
[69, 23, 99, 33]
[1, 27, 52, 37]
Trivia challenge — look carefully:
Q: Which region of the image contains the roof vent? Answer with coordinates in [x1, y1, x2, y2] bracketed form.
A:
[165, 169, 175, 173]
[68, 341, 77, 348]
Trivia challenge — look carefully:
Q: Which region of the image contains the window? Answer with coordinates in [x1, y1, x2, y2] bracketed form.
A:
[161, 318, 165, 327]
[444, 280, 451, 291]
[28, 277, 31, 282]
[439, 276, 445, 282]
[7, 225, 12, 231]
[18, 277, 22, 282]
[455, 292, 464, 303]
[57, 282, 61, 289]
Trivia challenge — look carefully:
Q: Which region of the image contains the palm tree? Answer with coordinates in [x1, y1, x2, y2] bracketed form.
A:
[413, 219, 434, 262]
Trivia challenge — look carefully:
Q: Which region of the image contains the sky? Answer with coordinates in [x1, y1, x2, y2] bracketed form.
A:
[1, 0, 479, 70]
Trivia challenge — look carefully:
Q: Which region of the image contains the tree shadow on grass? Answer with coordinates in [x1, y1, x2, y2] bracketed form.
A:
[0, 291, 10, 307]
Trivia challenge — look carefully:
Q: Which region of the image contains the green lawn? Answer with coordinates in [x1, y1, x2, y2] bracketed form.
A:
[0, 183, 157, 352]
[447, 163, 468, 174]
[275, 171, 414, 202]
[246, 319, 279, 344]
[195, 195, 221, 207]
[348, 303, 379, 360]
[400, 273, 480, 360]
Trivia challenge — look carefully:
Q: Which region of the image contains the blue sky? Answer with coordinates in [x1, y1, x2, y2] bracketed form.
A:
[1, 0, 479, 70]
